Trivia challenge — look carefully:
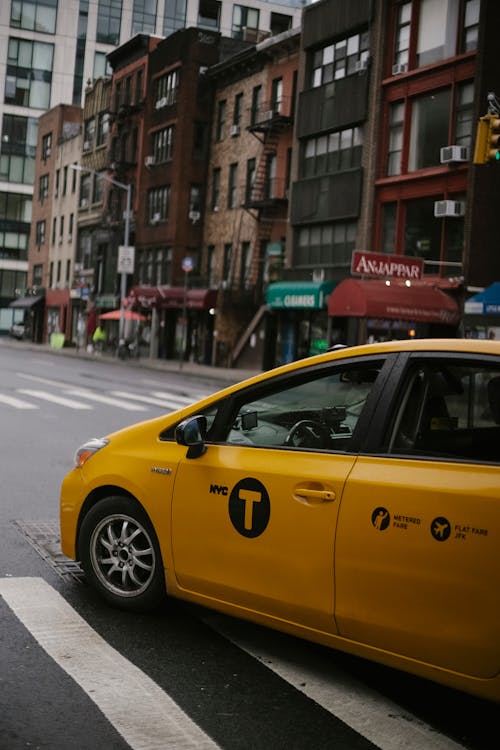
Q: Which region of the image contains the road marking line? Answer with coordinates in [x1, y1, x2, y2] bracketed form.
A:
[17, 389, 93, 410]
[65, 389, 148, 411]
[0, 393, 38, 409]
[152, 391, 206, 405]
[111, 391, 185, 409]
[203, 615, 467, 750]
[0, 577, 220, 750]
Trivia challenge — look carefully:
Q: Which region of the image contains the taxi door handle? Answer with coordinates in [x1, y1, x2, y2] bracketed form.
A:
[294, 487, 336, 504]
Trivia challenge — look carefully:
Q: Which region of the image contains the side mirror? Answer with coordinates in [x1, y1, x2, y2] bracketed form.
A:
[175, 415, 208, 458]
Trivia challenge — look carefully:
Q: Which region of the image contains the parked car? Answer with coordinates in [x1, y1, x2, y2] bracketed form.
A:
[60, 339, 500, 702]
[9, 322, 25, 340]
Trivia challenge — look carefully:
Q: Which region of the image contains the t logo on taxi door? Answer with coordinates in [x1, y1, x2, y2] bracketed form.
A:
[229, 478, 270, 538]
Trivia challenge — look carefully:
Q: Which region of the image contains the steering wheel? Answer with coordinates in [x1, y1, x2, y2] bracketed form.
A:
[284, 420, 331, 449]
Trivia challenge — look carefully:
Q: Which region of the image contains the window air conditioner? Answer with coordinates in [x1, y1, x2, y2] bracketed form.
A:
[80, 198, 89, 208]
[230, 124, 240, 137]
[144, 155, 155, 167]
[312, 268, 325, 282]
[440, 145, 469, 164]
[83, 140, 90, 151]
[151, 212, 161, 224]
[155, 97, 167, 109]
[391, 62, 408, 75]
[354, 58, 369, 72]
[434, 200, 465, 218]
[189, 210, 201, 223]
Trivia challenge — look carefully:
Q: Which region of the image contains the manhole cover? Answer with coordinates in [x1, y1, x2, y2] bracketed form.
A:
[13, 520, 84, 582]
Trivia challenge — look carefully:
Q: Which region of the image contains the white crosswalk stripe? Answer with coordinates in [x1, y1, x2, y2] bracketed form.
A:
[64, 389, 148, 411]
[18, 389, 93, 410]
[0, 393, 39, 409]
[110, 391, 189, 410]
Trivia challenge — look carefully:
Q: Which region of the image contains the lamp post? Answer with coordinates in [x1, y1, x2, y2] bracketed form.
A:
[70, 164, 132, 345]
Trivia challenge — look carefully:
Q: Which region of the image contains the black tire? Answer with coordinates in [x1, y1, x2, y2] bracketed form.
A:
[79, 496, 165, 612]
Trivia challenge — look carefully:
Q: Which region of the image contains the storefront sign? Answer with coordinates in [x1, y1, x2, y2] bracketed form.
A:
[267, 281, 334, 309]
[351, 251, 423, 280]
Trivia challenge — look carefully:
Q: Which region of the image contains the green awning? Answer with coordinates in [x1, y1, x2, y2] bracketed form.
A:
[266, 281, 334, 309]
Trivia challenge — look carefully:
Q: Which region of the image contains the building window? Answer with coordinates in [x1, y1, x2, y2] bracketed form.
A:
[147, 185, 170, 223]
[207, 245, 216, 286]
[66, 259, 71, 284]
[62, 165, 67, 196]
[137, 246, 172, 285]
[302, 126, 362, 178]
[295, 221, 357, 268]
[381, 202, 397, 254]
[55, 168, 59, 197]
[211, 167, 220, 210]
[93, 51, 112, 80]
[270, 12, 291, 36]
[404, 194, 464, 271]
[462, 0, 480, 52]
[93, 171, 104, 204]
[155, 68, 179, 107]
[135, 69, 143, 104]
[0, 114, 37, 184]
[96, 113, 110, 147]
[33, 264, 43, 286]
[216, 99, 226, 141]
[5, 38, 54, 108]
[251, 85, 262, 125]
[245, 158, 256, 203]
[393, 2, 411, 72]
[311, 32, 369, 87]
[223, 243, 232, 281]
[163, 0, 186, 35]
[132, 0, 157, 34]
[387, 102, 405, 176]
[153, 126, 174, 162]
[83, 118, 95, 151]
[39, 174, 49, 201]
[189, 184, 202, 221]
[198, 0, 220, 30]
[454, 81, 474, 149]
[96, 0, 122, 44]
[71, 162, 77, 192]
[271, 77, 283, 114]
[239, 241, 252, 288]
[233, 92, 243, 126]
[69, 213, 74, 239]
[10, 0, 57, 34]
[41, 132, 52, 160]
[52, 216, 56, 244]
[227, 163, 238, 208]
[232, 5, 259, 40]
[59, 215, 64, 242]
[79, 173, 90, 207]
[35, 220, 45, 245]
[408, 88, 450, 171]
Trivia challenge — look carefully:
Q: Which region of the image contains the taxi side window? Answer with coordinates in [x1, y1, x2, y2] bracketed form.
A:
[225, 362, 382, 451]
[390, 362, 500, 463]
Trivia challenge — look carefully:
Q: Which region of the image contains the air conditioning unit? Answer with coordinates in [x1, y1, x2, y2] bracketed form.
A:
[189, 210, 201, 223]
[392, 62, 408, 75]
[83, 140, 90, 151]
[144, 155, 155, 167]
[151, 212, 161, 224]
[312, 268, 325, 282]
[230, 124, 240, 137]
[355, 58, 369, 72]
[440, 145, 469, 164]
[155, 97, 167, 110]
[80, 198, 88, 208]
[434, 200, 465, 218]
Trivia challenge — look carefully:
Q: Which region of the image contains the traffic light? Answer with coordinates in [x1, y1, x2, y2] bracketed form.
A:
[473, 114, 500, 164]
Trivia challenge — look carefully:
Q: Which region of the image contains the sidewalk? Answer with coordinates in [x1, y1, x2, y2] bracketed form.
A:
[0, 337, 262, 387]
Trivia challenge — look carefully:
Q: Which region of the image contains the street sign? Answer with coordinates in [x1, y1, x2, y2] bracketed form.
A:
[182, 256, 194, 273]
[118, 245, 135, 274]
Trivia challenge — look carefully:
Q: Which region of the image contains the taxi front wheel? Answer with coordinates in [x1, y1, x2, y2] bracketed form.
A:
[79, 495, 165, 612]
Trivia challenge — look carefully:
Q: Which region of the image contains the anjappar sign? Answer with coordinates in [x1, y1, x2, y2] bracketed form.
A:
[351, 251, 423, 280]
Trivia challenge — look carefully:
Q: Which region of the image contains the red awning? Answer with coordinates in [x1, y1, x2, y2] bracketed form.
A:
[129, 286, 217, 310]
[328, 279, 460, 325]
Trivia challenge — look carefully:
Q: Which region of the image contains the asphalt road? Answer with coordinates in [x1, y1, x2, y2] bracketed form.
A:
[0, 343, 498, 750]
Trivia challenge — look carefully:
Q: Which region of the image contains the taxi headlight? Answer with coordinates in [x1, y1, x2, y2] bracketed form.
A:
[74, 437, 109, 468]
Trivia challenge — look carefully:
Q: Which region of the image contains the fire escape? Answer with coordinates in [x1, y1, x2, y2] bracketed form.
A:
[230, 97, 292, 365]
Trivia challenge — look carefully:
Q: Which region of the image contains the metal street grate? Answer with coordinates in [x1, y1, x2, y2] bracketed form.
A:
[13, 520, 84, 582]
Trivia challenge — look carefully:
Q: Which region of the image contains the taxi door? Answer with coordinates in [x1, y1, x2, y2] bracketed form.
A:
[334, 357, 500, 678]
[170, 359, 385, 633]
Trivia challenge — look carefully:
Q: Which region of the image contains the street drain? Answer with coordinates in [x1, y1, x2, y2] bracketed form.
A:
[13, 520, 84, 582]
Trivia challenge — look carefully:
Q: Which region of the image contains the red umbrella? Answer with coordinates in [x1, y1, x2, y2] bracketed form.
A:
[99, 309, 146, 321]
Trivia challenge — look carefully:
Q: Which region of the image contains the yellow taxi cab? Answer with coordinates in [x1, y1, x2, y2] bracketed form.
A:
[60, 338, 500, 702]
